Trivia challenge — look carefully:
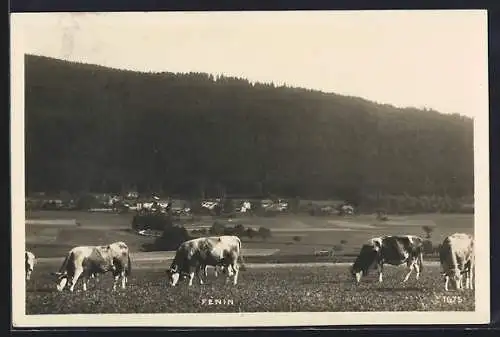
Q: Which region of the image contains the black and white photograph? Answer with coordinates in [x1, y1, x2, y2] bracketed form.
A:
[11, 10, 490, 327]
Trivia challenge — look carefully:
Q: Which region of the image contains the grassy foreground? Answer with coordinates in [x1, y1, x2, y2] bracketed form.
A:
[26, 264, 474, 314]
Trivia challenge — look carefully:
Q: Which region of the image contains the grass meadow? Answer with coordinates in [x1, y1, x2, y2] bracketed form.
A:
[23, 210, 475, 314]
[26, 262, 474, 314]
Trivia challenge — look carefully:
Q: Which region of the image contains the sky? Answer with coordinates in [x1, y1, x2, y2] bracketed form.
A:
[12, 10, 488, 118]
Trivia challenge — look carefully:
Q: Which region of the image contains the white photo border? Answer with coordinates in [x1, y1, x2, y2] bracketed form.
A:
[10, 10, 491, 327]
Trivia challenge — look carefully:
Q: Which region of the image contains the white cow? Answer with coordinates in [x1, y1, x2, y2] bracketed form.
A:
[25, 251, 36, 281]
[439, 233, 474, 291]
[166, 236, 244, 287]
[52, 241, 132, 292]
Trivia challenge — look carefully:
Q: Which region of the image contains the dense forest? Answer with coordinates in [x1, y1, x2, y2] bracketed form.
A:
[24, 54, 474, 205]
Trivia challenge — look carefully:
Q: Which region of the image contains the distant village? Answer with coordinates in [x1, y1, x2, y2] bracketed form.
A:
[25, 191, 355, 217]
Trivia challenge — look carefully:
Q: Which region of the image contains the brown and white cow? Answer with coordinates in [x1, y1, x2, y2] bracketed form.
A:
[351, 235, 425, 284]
[439, 233, 474, 291]
[166, 236, 244, 287]
[51, 241, 132, 292]
[25, 251, 36, 281]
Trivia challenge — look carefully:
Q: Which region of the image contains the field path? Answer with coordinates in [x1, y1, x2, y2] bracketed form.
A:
[34, 248, 441, 269]
[34, 249, 281, 265]
[128, 261, 441, 270]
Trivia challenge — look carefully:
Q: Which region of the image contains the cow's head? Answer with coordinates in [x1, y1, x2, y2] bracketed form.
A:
[25, 254, 34, 281]
[442, 268, 463, 290]
[351, 242, 381, 284]
[50, 272, 68, 291]
[165, 265, 181, 286]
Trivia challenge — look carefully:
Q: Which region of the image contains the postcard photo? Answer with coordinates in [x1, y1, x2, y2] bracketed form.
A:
[11, 10, 490, 327]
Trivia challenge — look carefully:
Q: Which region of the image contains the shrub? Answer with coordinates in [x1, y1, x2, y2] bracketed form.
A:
[293, 236, 302, 242]
[246, 227, 256, 239]
[234, 224, 246, 237]
[75, 194, 101, 210]
[340, 239, 348, 245]
[289, 197, 301, 214]
[422, 225, 434, 239]
[222, 199, 235, 214]
[132, 212, 173, 231]
[213, 203, 223, 216]
[191, 229, 207, 237]
[258, 227, 272, 240]
[422, 240, 434, 255]
[332, 244, 343, 253]
[359, 194, 472, 214]
[262, 209, 279, 217]
[209, 221, 226, 235]
[153, 225, 192, 251]
[223, 227, 236, 235]
[308, 207, 318, 216]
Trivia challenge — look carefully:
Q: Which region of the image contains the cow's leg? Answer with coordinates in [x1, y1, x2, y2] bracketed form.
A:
[456, 265, 464, 290]
[112, 273, 120, 291]
[82, 277, 88, 292]
[403, 261, 414, 283]
[188, 271, 195, 286]
[214, 266, 219, 278]
[377, 263, 383, 283]
[224, 265, 234, 284]
[57, 276, 68, 292]
[197, 266, 205, 285]
[121, 271, 127, 289]
[414, 260, 421, 280]
[232, 263, 239, 285]
[69, 268, 83, 292]
[444, 275, 450, 291]
[203, 265, 208, 279]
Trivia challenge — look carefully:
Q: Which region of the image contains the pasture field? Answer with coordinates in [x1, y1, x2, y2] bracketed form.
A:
[26, 263, 474, 314]
[25, 211, 474, 260]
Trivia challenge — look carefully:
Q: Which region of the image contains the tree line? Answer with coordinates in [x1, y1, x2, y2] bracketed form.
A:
[25, 54, 474, 207]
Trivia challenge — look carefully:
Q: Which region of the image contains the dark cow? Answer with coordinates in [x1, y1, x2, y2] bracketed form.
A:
[52, 241, 132, 292]
[166, 236, 244, 287]
[351, 235, 425, 284]
[25, 251, 36, 281]
[439, 233, 474, 291]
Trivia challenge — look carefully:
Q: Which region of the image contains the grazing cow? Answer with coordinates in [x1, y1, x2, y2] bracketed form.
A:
[351, 235, 424, 284]
[25, 251, 36, 281]
[166, 236, 244, 287]
[439, 233, 474, 291]
[51, 241, 131, 292]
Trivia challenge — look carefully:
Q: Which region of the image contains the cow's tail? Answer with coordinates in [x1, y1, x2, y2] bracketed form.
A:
[237, 237, 246, 271]
[418, 249, 424, 273]
[126, 253, 132, 276]
[417, 239, 424, 273]
[52, 251, 73, 277]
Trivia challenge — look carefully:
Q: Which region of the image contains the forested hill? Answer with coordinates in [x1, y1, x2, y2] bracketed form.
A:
[25, 54, 473, 202]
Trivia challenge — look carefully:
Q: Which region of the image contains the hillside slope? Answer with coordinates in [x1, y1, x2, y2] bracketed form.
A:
[25, 54, 473, 201]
